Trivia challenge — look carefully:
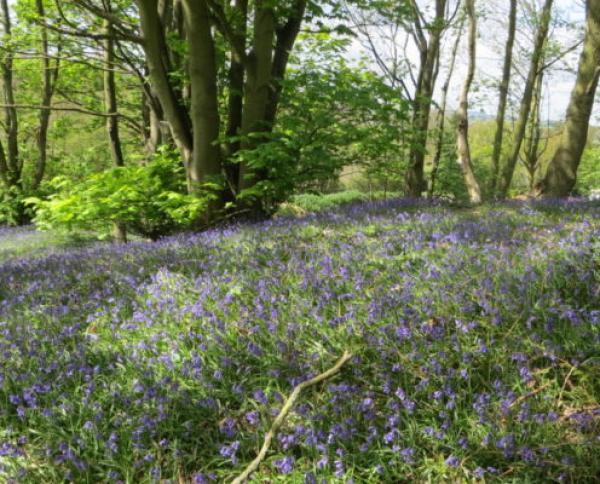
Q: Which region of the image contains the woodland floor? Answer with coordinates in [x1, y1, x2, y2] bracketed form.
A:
[0, 199, 599, 483]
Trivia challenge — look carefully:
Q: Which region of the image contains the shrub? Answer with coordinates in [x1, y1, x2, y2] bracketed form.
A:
[0, 186, 33, 226]
[27, 147, 219, 239]
[289, 190, 368, 212]
[576, 147, 600, 195]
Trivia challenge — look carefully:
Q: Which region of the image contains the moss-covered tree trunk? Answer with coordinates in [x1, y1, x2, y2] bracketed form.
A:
[223, 0, 248, 198]
[539, 0, 600, 197]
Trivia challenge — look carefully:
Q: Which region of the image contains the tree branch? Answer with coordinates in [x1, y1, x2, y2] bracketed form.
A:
[231, 351, 353, 484]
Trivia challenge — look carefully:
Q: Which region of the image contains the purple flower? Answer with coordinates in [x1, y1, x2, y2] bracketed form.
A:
[253, 389, 268, 405]
[219, 441, 241, 464]
[400, 447, 415, 464]
[245, 411, 260, 425]
[273, 456, 294, 474]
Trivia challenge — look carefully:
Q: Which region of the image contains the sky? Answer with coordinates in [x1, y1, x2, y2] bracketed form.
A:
[349, 0, 598, 123]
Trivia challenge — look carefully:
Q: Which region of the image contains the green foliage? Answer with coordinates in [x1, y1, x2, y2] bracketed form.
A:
[27, 148, 218, 239]
[276, 190, 404, 216]
[289, 190, 368, 212]
[234, 34, 410, 211]
[575, 146, 600, 194]
[0, 185, 32, 226]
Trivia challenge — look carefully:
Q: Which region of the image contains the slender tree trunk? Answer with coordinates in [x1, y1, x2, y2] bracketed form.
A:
[496, 0, 553, 198]
[0, 140, 8, 187]
[103, 8, 127, 243]
[0, 0, 20, 188]
[489, 0, 517, 196]
[405, 0, 447, 197]
[521, 69, 544, 192]
[104, 25, 125, 168]
[264, 0, 307, 127]
[139, 63, 169, 156]
[429, 16, 463, 197]
[455, 0, 482, 204]
[143, 93, 165, 156]
[33, 0, 59, 190]
[539, 0, 600, 197]
[223, 0, 248, 198]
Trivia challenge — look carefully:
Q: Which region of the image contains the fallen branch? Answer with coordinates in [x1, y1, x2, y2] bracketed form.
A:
[557, 356, 600, 407]
[508, 383, 551, 409]
[231, 351, 353, 484]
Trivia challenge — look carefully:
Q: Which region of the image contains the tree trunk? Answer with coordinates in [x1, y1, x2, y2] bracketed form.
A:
[237, 0, 307, 197]
[455, 0, 482, 204]
[521, 69, 545, 192]
[238, 1, 276, 192]
[181, 0, 222, 196]
[264, 0, 307, 127]
[429, 16, 463, 197]
[496, 0, 553, 198]
[223, 0, 248, 198]
[143, 92, 165, 156]
[0, 140, 8, 186]
[539, 0, 600, 197]
[104, 21, 125, 168]
[103, 7, 127, 243]
[0, 0, 20, 188]
[137, 0, 194, 176]
[32, 0, 59, 190]
[489, 0, 517, 196]
[405, 0, 447, 197]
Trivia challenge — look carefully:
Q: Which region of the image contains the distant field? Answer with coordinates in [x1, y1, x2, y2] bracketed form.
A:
[0, 199, 599, 482]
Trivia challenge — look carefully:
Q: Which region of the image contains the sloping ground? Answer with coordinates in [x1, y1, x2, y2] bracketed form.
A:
[0, 199, 599, 483]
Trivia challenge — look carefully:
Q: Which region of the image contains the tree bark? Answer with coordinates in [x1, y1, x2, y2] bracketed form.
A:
[104, 20, 125, 168]
[137, 0, 193, 173]
[455, 0, 482, 204]
[237, 0, 307, 196]
[264, 0, 307, 127]
[496, 0, 553, 198]
[223, 0, 248, 197]
[539, 0, 600, 197]
[143, 91, 165, 156]
[181, 0, 222, 196]
[33, 0, 60, 190]
[521, 68, 545, 192]
[489, 0, 517, 196]
[238, 0, 276, 192]
[405, 0, 447, 197]
[0, 0, 20, 188]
